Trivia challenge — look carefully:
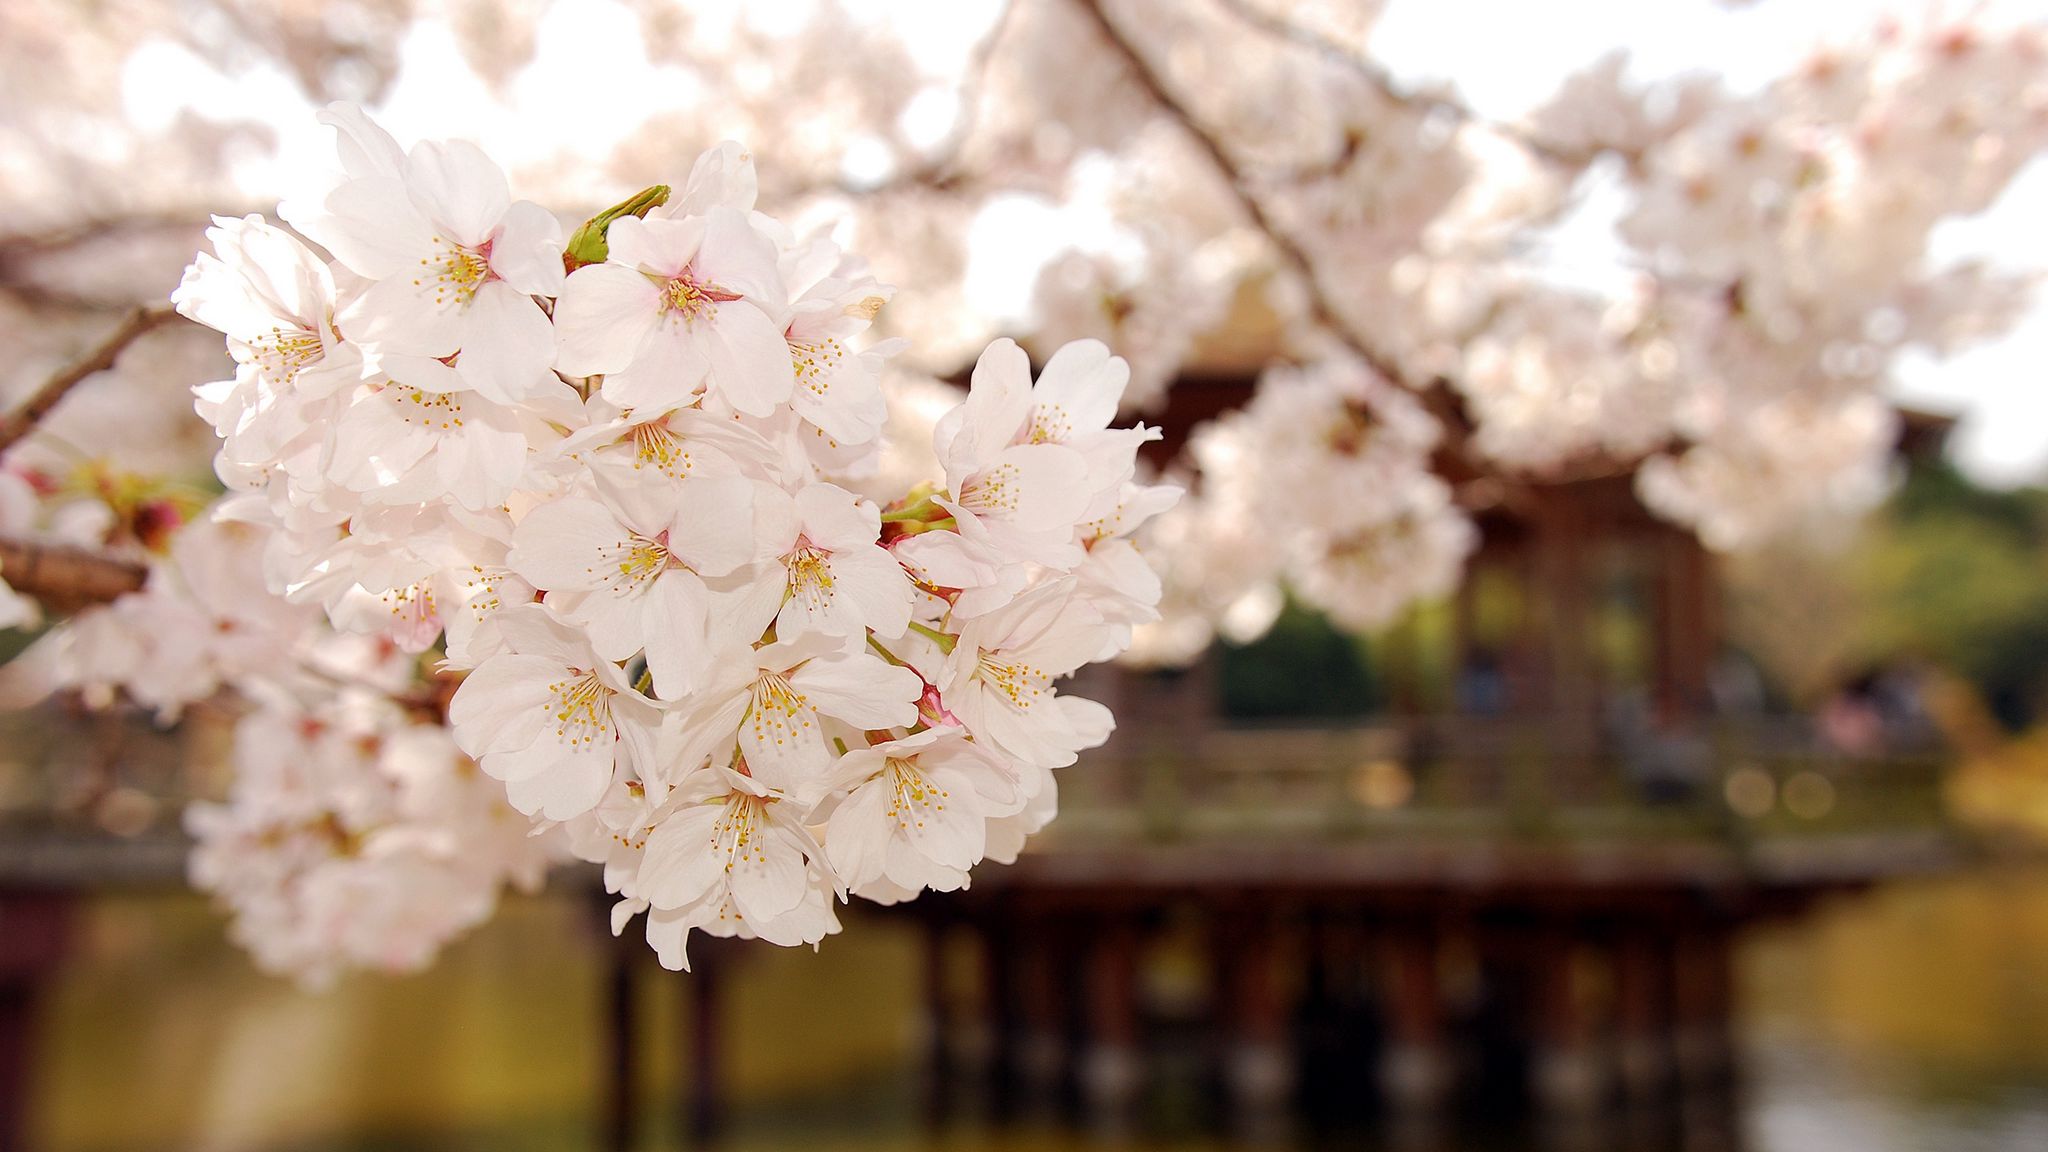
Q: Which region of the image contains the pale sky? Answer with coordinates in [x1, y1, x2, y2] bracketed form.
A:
[122, 0, 2048, 484]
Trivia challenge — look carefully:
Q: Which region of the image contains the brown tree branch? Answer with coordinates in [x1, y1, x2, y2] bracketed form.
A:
[0, 305, 184, 458]
[0, 536, 148, 613]
[1068, 0, 1419, 391]
[1208, 0, 1589, 168]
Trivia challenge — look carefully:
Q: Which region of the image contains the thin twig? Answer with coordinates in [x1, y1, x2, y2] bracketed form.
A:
[0, 535, 148, 612]
[0, 305, 183, 457]
[1208, 0, 1587, 168]
[1068, 0, 1415, 389]
[898, 0, 1017, 189]
[801, 0, 1017, 201]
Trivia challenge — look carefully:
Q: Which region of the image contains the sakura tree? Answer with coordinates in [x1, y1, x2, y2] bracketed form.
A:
[0, 0, 2043, 981]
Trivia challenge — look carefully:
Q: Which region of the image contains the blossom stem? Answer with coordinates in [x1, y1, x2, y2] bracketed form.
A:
[878, 494, 943, 523]
[890, 516, 956, 537]
[905, 620, 957, 655]
[866, 636, 907, 667]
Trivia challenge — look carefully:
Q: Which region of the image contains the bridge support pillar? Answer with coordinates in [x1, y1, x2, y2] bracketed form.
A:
[1531, 927, 1604, 1116]
[1080, 915, 1143, 1132]
[1219, 908, 1293, 1140]
[1614, 928, 1676, 1101]
[0, 891, 72, 1152]
[1674, 922, 1736, 1089]
[1011, 909, 1070, 1111]
[1379, 921, 1453, 1116]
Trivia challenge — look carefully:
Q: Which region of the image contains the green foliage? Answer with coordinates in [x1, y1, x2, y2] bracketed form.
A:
[1853, 461, 2048, 729]
[1218, 598, 1379, 719]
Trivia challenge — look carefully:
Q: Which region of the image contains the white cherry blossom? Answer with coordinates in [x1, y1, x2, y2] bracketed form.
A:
[447, 605, 659, 821]
[554, 209, 794, 416]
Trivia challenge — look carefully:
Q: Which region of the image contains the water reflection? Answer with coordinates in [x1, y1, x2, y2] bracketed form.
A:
[30, 866, 2048, 1152]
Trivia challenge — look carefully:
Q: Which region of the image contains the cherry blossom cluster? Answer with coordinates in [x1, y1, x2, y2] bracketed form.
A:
[2, 512, 560, 985]
[158, 104, 1173, 974]
[1131, 360, 1471, 666]
[9, 5, 2047, 687]
[185, 690, 555, 987]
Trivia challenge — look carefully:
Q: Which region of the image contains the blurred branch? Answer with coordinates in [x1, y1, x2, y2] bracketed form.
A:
[1069, 0, 1417, 390]
[800, 0, 1017, 202]
[0, 536, 147, 611]
[0, 210, 217, 264]
[1208, 0, 1589, 168]
[0, 305, 184, 458]
[890, 0, 1016, 190]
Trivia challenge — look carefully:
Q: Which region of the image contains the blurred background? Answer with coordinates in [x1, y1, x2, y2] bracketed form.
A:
[5, 1, 2048, 1150]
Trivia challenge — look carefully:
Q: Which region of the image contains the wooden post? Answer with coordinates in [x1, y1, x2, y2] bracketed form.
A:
[1378, 920, 1452, 1114]
[0, 981, 32, 1152]
[1536, 493, 1596, 770]
[1530, 925, 1602, 1115]
[1652, 529, 1717, 727]
[600, 924, 640, 1152]
[0, 892, 71, 1152]
[920, 917, 954, 1125]
[1613, 928, 1675, 1100]
[1217, 905, 1292, 1134]
[1080, 913, 1143, 1128]
[683, 940, 726, 1145]
[1673, 921, 1736, 1089]
[977, 907, 1019, 1117]
[1011, 904, 1069, 1107]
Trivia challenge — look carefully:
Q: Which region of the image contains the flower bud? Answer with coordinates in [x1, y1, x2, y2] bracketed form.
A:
[564, 184, 671, 270]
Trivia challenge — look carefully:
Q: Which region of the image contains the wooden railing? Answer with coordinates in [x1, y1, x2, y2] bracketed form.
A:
[0, 701, 1955, 884]
[1052, 714, 1952, 849]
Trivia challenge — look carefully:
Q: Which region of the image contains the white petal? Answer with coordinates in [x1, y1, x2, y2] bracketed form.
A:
[507, 497, 631, 592]
[794, 483, 880, 550]
[456, 283, 556, 403]
[307, 176, 433, 279]
[554, 264, 661, 378]
[727, 818, 809, 924]
[490, 200, 566, 296]
[607, 215, 702, 276]
[639, 804, 726, 910]
[447, 654, 558, 755]
[405, 139, 511, 248]
[824, 779, 891, 889]
[1029, 339, 1126, 438]
[598, 324, 711, 411]
[503, 751, 615, 820]
[791, 653, 921, 730]
[668, 475, 763, 577]
[705, 302, 795, 417]
[696, 207, 786, 310]
[644, 571, 713, 700]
